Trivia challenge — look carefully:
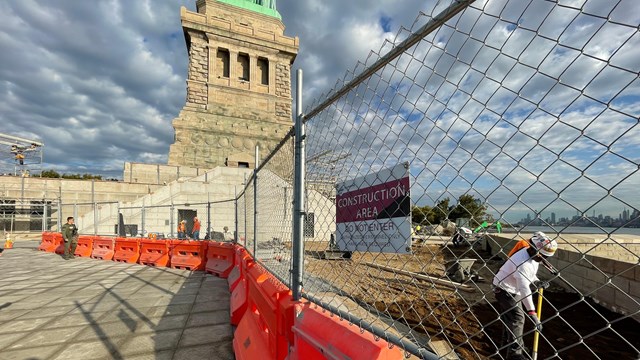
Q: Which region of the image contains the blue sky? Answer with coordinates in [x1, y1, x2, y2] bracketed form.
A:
[0, 0, 428, 177]
[303, 0, 640, 223]
[0, 0, 638, 223]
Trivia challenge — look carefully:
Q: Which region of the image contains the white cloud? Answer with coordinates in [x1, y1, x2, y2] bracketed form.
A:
[0, 0, 637, 223]
[303, 0, 640, 222]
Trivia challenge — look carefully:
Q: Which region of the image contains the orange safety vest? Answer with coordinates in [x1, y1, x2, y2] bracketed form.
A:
[178, 223, 186, 232]
[508, 239, 530, 257]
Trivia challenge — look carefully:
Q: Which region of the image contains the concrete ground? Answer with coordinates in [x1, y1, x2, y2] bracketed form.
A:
[0, 240, 235, 360]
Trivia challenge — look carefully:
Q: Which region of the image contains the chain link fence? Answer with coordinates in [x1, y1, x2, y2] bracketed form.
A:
[238, 0, 639, 358]
[0, 199, 57, 233]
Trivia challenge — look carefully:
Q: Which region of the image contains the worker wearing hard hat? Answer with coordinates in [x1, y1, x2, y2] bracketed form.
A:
[492, 231, 558, 359]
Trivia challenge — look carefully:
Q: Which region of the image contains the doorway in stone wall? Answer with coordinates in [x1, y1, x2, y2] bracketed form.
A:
[178, 209, 197, 237]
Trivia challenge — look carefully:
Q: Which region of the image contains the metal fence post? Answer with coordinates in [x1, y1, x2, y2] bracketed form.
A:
[56, 199, 62, 230]
[170, 203, 175, 238]
[292, 68, 305, 301]
[93, 202, 98, 235]
[115, 203, 120, 237]
[234, 186, 238, 244]
[42, 200, 47, 232]
[253, 146, 259, 257]
[73, 203, 78, 232]
[141, 200, 146, 237]
[92, 180, 96, 235]
[207, 193, 211, 240]
[244, 188, 247, 248]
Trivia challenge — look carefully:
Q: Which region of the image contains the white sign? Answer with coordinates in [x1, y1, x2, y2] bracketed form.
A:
[335, 163, 411, 253]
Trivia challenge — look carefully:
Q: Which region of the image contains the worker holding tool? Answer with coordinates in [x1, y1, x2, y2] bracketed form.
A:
[492, 231, 558, 359]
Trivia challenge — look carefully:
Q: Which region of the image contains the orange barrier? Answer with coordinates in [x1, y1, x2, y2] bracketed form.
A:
[288, 303, 403, 360]
[54, 235, 66, 255]
[228, 246, 251, 292]
[230, 264, 250, 326]
[139, 239, 170, 267]
[233, 262, 296, 360]
[38, 232, 62, 252]
[170, 240, 207, 271]
[91, 237, 115, 260]
[114, 238, 140, 263]
[205, 241, 235, 278]
[74, 236, 94, 257]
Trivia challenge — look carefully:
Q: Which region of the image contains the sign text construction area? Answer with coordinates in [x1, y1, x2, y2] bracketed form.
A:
[335, 163, 411, 253]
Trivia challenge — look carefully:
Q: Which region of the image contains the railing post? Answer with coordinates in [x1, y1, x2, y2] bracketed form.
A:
[170, 203, 175, 238]
[234, 186, 238, 244]
[253, 146, 259, 257]
[73, 203, 78, 232]
[244, 178, 247, 248]
[115, 203, 120, 237]
[57, 199, 62, 231]
[92, 180, 96, 235]
[207, 192, 211, 240]
[292, 69, 305, 301]
[141, 199, 146, 238]
[42, 199, 47, 232]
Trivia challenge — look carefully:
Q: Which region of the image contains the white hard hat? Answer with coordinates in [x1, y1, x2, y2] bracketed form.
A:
[531, 231, 558, 257]
[460, 227, 472, 235]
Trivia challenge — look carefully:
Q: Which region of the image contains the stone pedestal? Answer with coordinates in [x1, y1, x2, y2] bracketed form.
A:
[168, 1, 299, 169]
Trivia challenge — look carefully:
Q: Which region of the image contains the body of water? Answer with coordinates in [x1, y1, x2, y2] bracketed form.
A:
[501, 226, 640, 236]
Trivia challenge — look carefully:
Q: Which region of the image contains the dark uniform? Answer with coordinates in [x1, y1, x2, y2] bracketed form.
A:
[61, 222, 78, 259]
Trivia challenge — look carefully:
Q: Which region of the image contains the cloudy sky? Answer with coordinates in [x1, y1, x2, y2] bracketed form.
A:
[0, 0, 638, 222]
[302, 0, 640, 223]
[0, 0, 429, 177]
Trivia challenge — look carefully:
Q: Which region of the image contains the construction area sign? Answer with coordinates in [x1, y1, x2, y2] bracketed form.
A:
[335, 163, 411, 253]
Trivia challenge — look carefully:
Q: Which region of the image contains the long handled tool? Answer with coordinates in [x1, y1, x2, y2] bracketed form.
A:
[532, 288, 544, 360]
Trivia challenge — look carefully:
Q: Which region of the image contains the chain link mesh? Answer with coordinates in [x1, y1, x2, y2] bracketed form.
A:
[288, 0, 640, 358]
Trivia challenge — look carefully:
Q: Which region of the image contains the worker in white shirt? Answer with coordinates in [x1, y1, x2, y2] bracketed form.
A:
[493, 231, 558, 359]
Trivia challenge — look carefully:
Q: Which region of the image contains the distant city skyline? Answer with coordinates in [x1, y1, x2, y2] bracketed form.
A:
[514, 208, 640, 228]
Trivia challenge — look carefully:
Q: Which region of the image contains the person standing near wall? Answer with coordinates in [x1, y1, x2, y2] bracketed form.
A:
[61, 216, 79, 260]
[177, 220, 186, 239]
[492, 231, 557, 359]
[192, 217, 201, 240]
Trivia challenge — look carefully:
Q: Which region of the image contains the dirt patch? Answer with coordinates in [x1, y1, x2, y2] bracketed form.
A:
[304, 242, 640, 359]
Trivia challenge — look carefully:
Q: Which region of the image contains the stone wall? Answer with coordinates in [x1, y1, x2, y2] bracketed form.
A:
[78, 167, 250, 237]
[186, 31, 209, 107]
[168, 2, 298, 169]
[485, 234, 640, 322]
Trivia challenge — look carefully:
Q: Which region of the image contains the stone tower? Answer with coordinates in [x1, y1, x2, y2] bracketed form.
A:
[168, 0, 299, 169]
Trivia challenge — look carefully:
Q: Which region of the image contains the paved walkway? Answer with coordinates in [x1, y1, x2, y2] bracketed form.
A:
[0, 241, 234, 360]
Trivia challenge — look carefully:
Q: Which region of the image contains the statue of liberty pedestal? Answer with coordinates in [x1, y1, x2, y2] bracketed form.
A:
[168, 0, 298, 168]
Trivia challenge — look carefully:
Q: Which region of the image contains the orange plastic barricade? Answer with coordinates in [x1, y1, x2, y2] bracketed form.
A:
[170, 240, 207, 271]
[230, 261, 252, 326]
[54, 233, 66, 255]
[114, 238, 141, 263]
[38, 232, 61, 252]
[205, 241, 235, 278]
[38, 232, 58, 252]
[233, 262, 297, 360]
[74, 235, 94, 257]
[139, 239, 170, 267]
[91, 237, 115, 260]
[288, 303, 403, 360]
[228, 246, 251, 292]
